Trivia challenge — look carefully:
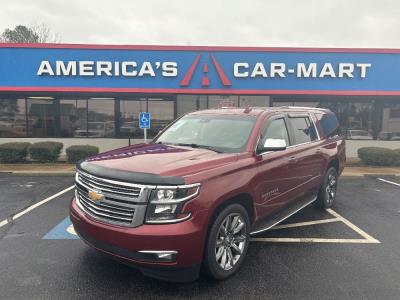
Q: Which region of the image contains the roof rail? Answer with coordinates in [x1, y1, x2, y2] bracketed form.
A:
[277, 106, 330, 112]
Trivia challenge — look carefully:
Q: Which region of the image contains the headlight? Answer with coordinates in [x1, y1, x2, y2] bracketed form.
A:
[145, 184, 200, 223]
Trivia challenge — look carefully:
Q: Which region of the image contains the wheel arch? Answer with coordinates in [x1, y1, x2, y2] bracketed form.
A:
[209, 193, 255, 226]
[327, 157, 340, 173]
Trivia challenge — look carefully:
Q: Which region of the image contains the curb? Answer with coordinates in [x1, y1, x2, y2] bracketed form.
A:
[0, 171, 75, 176]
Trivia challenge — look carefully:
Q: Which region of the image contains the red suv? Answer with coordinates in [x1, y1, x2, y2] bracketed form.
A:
[70, 106, 345, 282]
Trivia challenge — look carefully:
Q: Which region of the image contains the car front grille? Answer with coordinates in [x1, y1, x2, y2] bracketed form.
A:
[75, 170, 148, 226]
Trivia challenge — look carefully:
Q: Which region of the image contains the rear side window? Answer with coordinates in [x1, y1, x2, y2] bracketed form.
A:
[317, 113, 340, 137]
[289, 116, 318, 145]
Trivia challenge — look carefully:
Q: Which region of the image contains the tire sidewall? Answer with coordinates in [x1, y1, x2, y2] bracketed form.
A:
[204, 203, 250, 280]
[319, 167, 338, 209]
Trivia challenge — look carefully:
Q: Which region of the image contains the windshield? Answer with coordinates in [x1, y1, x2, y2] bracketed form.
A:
[155, 114, 257, 153]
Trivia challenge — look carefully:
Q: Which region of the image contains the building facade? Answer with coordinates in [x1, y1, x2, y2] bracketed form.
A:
[1, 44, 400, 155]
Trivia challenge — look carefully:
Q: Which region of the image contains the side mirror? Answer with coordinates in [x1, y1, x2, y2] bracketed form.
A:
[258, 138, 287, 153]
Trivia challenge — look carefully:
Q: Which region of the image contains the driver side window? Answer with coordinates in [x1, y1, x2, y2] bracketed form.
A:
[259, 118, 290, 150]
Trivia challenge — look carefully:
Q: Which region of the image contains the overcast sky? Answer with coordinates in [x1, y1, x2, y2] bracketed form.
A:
[0, 0, 399, 48]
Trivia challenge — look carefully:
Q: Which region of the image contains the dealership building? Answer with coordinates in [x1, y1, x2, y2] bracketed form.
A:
[1, 43, 400, 157]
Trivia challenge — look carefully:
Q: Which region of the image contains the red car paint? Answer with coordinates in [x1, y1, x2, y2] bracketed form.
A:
[70, 107, 345, 281]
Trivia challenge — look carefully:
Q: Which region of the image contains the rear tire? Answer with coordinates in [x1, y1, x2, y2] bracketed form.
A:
[316, 167, 338, 209]
[203, 204, 250, 280]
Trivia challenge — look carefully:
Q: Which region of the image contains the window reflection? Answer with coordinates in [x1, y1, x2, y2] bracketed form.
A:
[0, 98, 27, 137]
[208, 95, 239, 108]
[380, 103, 400, 140]
[120, 98, 147, 138]
[85, 98, 115, 138]
[147, 99, 174, 138]
[1, 95, 400, 143]
[239, 96, 270, 107]
[27, 98, 55, 137]
[60, 99, 87, 137]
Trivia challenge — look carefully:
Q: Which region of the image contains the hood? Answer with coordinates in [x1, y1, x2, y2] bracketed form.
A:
[79, 143, 238, 184]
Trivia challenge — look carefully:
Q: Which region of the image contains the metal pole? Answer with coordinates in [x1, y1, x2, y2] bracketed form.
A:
[144, 128, 147, 143]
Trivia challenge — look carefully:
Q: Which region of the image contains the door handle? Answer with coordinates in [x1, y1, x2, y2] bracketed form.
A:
[316, 148, 322, 154]
[288, 156, 297, 163]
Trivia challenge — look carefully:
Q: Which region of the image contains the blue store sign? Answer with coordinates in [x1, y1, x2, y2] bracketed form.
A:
[1, 44, 400, 95]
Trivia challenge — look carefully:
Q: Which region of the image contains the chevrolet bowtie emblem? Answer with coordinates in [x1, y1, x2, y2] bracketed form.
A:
[88, 190, 104, 202]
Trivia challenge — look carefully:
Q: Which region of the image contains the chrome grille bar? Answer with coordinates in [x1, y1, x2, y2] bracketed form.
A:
[75, 169, 150, 226]
[77, 170, 143, 197]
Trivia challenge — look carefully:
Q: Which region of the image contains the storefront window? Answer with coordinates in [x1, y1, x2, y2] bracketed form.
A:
[177, 95, 197, 116]
[239, 96, 270, 107]
[272, 101, 293, 107]
[120, 98, 147, 138]
[199, 95, 207, 110]
[177, 95, 208, 116]
[86, 98, 115, 138]
[60, 99, 87, 137]
[27, 98, 56, 137]
[208, 95, 239, 108]
[379, 103, 400, 140]
[0, 98, 27, 137]
[344, 102, 374, 140]
[147, 99, 174, 138]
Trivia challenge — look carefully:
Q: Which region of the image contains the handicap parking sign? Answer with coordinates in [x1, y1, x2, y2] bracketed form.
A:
[139, 112, 151, 129]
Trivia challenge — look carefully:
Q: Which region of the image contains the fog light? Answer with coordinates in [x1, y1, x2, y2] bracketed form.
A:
[138, 250, 178, 262]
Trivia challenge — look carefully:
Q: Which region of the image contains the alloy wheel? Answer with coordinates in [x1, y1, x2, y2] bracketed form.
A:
[326, 172, 337, 205]
[215, 213, 247, 271]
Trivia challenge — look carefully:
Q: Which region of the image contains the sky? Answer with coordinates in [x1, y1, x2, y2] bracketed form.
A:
[0, 0, 399, 48]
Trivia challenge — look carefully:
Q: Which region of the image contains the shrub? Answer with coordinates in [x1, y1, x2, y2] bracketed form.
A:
[0, 142, 31, 163]
[394, 148, 400, 165]
[29, 142, 63, 162]
[66, 145, 99, 163]
[357, 147, 399, 166]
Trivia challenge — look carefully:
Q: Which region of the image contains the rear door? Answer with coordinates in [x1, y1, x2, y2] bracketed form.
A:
[286, 113, 324, 199]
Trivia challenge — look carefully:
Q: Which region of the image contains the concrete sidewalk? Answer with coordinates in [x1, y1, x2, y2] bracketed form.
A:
[0, 164, 76, 175]
[1, 164, 399, 177]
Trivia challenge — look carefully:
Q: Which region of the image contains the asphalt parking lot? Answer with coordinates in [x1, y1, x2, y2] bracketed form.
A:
[1, 174, 400, 299]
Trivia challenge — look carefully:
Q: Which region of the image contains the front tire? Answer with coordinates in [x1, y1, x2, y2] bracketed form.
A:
[317, 167, 338, 209]
[204, 204, 250, 280]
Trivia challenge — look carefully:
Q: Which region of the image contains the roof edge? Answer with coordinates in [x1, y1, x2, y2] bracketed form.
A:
[1, 43, 400, 53]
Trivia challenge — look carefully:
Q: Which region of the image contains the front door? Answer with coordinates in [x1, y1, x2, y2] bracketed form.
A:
[253, 115, 301, 218]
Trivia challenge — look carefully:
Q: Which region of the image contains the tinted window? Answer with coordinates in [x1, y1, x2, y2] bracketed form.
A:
[289, 116, 317, 144]
[27, 98, 56, 137]
[60, 99, 87, 137]
[260, 118, 290, 148]
[87, 98, 115, 137]
[315, 112, 339, 137]
[0, 98, 27, 137]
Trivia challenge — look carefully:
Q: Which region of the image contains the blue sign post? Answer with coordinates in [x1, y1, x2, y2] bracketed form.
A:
[139, 112, 151, 143]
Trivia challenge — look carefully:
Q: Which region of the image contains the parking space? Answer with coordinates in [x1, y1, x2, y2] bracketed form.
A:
[1, 175, 400, 299]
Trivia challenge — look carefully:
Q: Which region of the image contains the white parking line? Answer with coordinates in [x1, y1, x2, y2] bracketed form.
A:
[250, 237, 379, 244]
[326, 209, 380, 243]
[0, 185, 74, 229]
[377, 178, 400, 187]
[250, 208, 380, 244]
[270, 218, 340, 230]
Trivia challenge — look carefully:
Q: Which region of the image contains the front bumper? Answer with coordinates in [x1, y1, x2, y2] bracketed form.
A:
[70, 197, 208, 282]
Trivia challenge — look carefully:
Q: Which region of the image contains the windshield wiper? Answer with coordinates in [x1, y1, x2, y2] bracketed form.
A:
[176, 143, 223, 153]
